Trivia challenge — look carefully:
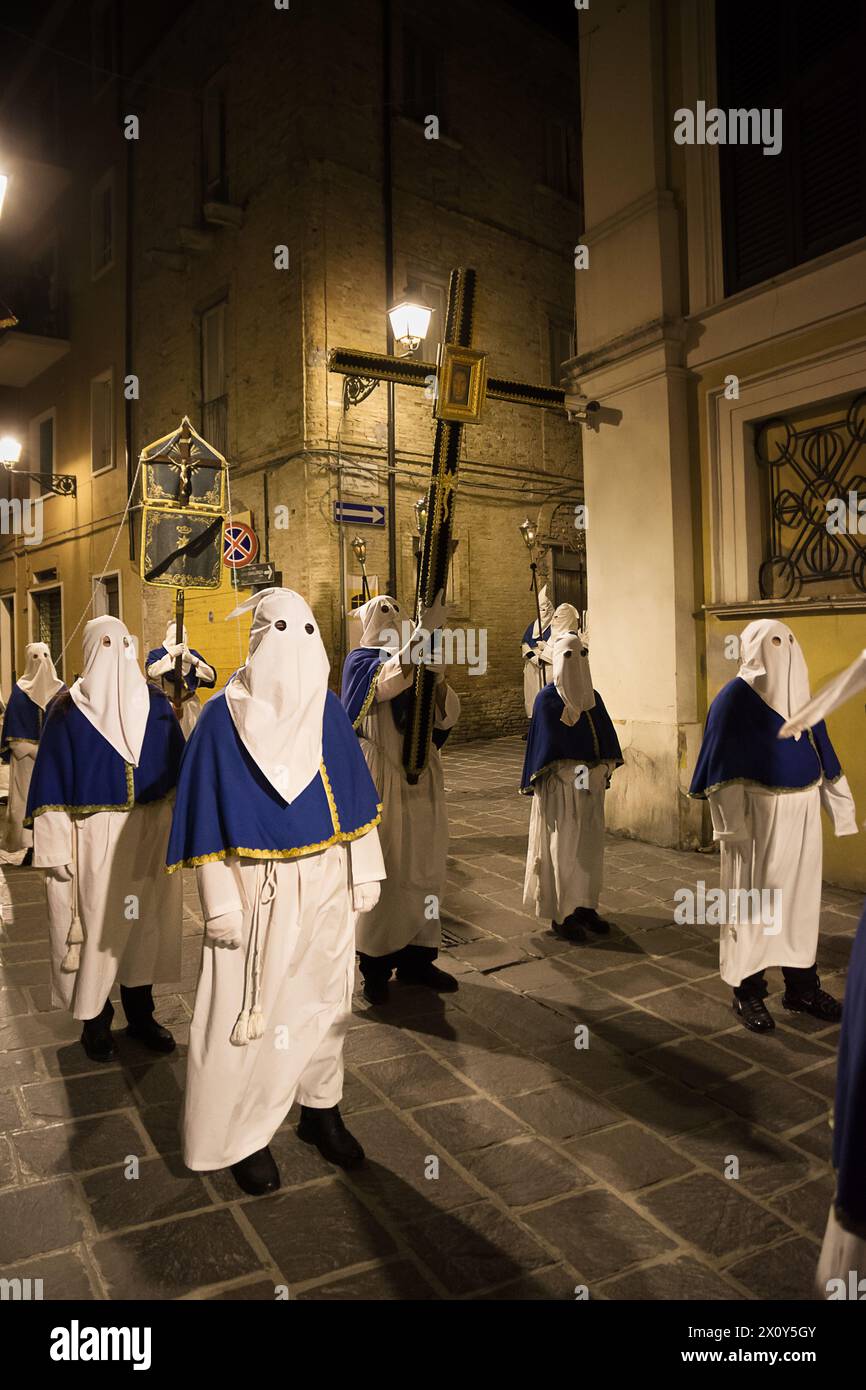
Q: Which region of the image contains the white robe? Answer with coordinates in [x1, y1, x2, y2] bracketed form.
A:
[4, 742, 36, 851]
[523, 763, 610, 920]
[183, 829, 385, 1171]
[353, 656, 460, 958]
[34, 800, 182, 1020]
[708, 776, 857, 987]
[522, 644, 549, 719]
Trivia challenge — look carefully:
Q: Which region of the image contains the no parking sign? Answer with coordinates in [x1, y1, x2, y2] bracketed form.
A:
[223, 522, 259, 568]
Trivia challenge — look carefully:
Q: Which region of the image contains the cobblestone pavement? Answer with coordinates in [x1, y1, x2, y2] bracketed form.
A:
[0, 735, 857, 1300]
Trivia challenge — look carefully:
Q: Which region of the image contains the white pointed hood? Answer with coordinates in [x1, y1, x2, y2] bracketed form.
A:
[553, 629, 595, 726]
[18, 641, 63, 710]
[225, 587, 329, 803]
[550, 603, 580, 641]
[353, 594, 404, 652]
[70, 617, 151, 766]
[738, 619, 811, 722]
[533, 584, 555, 638]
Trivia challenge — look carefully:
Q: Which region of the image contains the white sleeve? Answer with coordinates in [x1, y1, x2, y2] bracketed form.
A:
[348, 826, 386, 886]
[374, 654, 414, 702]
[707, 783, 748, 842]
[10, 741, 37, 762]
[194, 658, 216, 684]
[434, 683, 461, 730]
[147, 652, 174, 679]
[821, 774, 859, 836]
[33, 809, 73, 868]
[196, 857, 245, 921]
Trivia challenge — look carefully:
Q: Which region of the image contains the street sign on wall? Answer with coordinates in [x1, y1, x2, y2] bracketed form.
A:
[333, 501, 386, 527]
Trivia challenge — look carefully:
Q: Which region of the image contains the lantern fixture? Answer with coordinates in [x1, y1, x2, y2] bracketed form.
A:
[387, 300, 433, 354]
[519, 517, 538, 551]
[414, 495, 428, 536]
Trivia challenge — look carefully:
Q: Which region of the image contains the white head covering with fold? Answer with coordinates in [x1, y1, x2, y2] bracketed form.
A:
[70, 617, 151, 766]
[553, 629, 595, 727]
[225, 587, 329, 803]
[550, 603, 580, 641]
[353, 595, 404, 652]
[780, 649, 866, 739]
[17, 641, 63, 710]
[533, 584, 555, 638]
[738, 619, 810, 723]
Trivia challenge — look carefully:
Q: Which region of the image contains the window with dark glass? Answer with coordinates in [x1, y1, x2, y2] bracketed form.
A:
[717, 0, 866, 295]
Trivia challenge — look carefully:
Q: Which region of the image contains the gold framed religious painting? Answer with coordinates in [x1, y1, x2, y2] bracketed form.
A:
[140, 416, 227, 513]
[140, 506, 225, 588]
[434, 345, 488, 424]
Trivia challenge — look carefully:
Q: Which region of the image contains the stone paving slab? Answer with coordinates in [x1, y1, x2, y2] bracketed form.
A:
[0, 735, 857, 1299]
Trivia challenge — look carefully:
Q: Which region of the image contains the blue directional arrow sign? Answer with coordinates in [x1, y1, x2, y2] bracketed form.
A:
[333, 501, 386, 527]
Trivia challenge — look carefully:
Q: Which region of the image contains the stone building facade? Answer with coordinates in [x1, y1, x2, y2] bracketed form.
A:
[0, 0, 583, 740]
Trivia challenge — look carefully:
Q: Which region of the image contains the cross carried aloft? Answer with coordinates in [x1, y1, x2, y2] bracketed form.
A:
[329, 267, 568, 783]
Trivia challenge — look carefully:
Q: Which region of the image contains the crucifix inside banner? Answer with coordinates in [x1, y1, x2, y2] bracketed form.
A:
[329, 267, 569, 783]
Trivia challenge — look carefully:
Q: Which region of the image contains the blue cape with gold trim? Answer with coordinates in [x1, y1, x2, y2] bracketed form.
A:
[1, 683, 48, 758]
[522, 621, 551, 652]
[521, 684, 623, 793]
[25, 686, 184, 821]
[145, 645, 216, 693]
[166, 688, 381, 869]
[339, 645, 450, 751]
[689, 677, 841, 798]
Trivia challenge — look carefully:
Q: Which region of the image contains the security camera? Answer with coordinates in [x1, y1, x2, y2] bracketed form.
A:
[565, 392, 601, 423]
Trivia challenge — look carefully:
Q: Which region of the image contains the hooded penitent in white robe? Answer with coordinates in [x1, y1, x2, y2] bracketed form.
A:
[172, 588, 386, 1172]
[1, 643, 63, 852]
[341, 594, 459, 960]
[146, 622, 216, 738]
[689, 620, 857, 988]
[521, 585, 556, 718]
[27, 618, 183, 1020]
[522, 629, 623, 920]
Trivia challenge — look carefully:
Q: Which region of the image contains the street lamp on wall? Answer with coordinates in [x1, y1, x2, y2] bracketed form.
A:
[341, 298, 434, 410]
[350, 533, 372, 602]
[0, 434, 77, 496]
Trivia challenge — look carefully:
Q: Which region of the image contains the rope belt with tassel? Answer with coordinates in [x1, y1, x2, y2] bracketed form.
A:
[61, 822, 84, 973]
[231, 859, 277, 1046]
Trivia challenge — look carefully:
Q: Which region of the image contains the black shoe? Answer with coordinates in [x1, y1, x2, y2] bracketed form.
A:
[782, 988, 842, 1023]
[230, 1145, 280, 1196]
[81, 1001, 116, 1063]
[552, 918, 587, 943]
[362, 976, 390, 1006]
[121, 984, 176, 1053]
[126, 1018, 177, 1053]
[572, 907, 612, 936]
[20, 848, 33, 867]
[395, 961, 459, 992]
[733, 995, 775, 1033]
[297, 1104, 365, 1169]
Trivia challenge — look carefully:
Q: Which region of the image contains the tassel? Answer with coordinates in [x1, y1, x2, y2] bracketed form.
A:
[61, 917, 84, 973]
[61, 942, 81, 973]
[247, 1006, 265, 1040]
[230, 1009, 250, 1047]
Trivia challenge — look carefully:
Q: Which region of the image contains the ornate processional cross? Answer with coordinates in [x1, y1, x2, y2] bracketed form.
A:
[328, 267, 568, 784]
